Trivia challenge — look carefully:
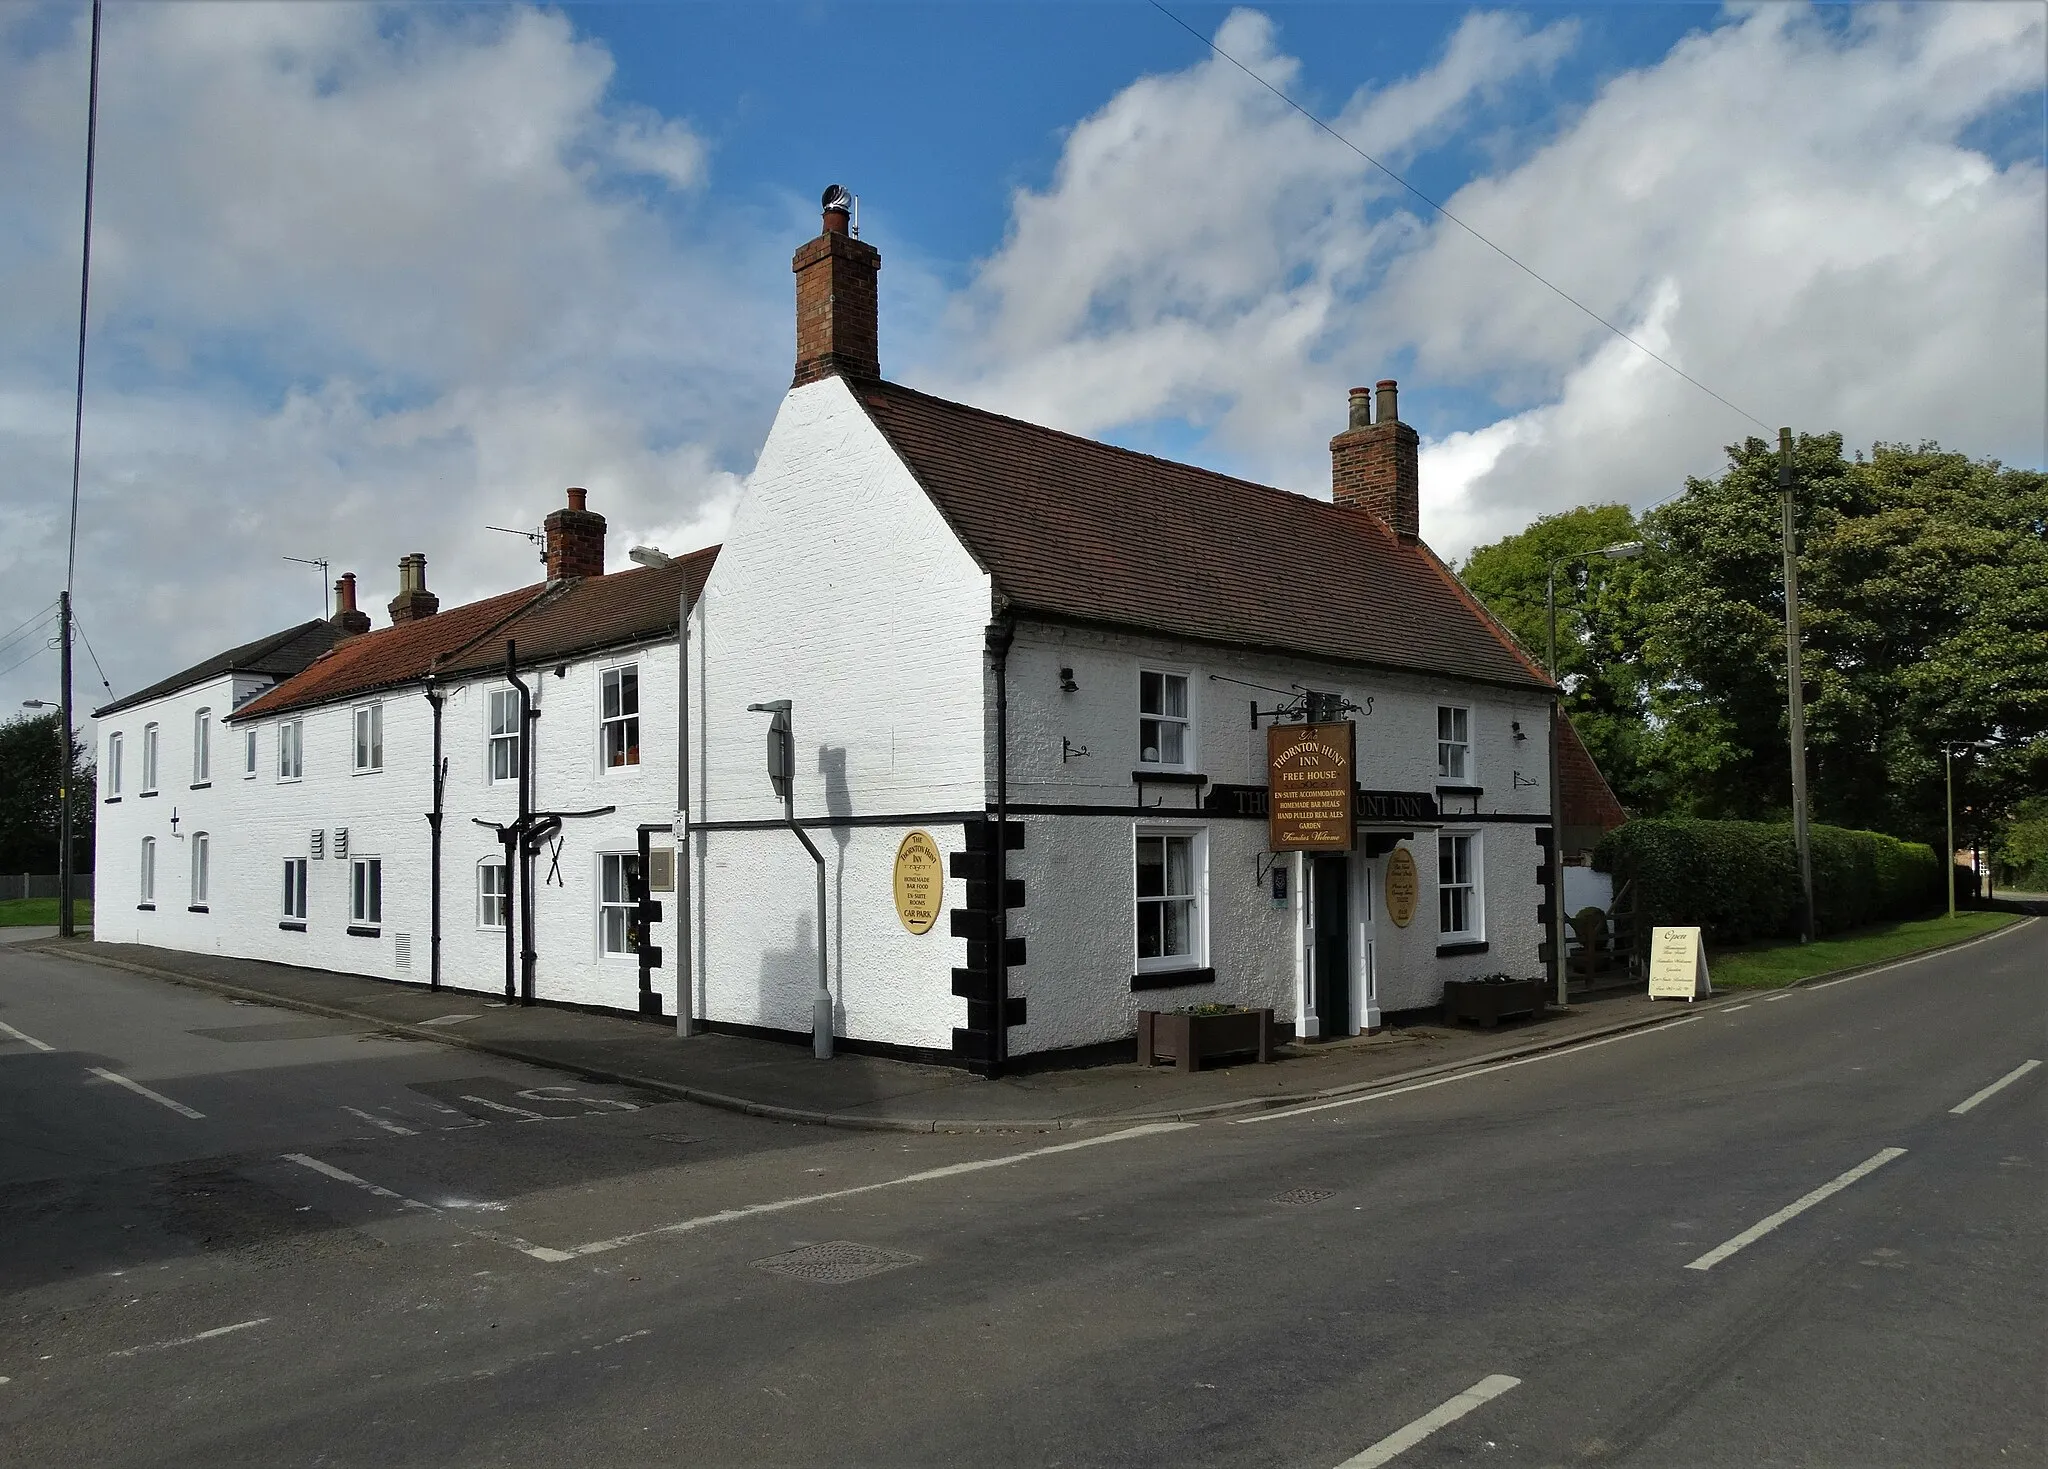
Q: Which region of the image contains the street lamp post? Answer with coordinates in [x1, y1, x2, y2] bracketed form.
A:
[1939, 741, 1992, 919]
[21, 698, 74, 935]
[1542, 541, 1643, 1008]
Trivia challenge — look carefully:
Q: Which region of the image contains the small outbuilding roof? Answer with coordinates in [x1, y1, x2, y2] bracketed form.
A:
[229, 547, 717, 723]
[94, 619, 341, 719]
[855, 380, 1550, 691]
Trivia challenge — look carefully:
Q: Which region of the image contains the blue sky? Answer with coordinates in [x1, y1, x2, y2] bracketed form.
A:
[0, 1, 2042, 712]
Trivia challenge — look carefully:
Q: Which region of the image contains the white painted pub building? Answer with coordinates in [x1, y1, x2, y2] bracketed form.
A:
[96, 190, 1622, 1072]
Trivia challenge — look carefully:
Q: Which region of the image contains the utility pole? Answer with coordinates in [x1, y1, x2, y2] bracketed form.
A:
[58, 593, 75, 938]
[1944, 743, 1957, 921]
[1779, 428, 1815, 945]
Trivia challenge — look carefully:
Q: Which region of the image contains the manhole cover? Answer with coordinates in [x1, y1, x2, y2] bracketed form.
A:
[1272, 1188, 1335, 1206]
[752, 1241, 920, 1284]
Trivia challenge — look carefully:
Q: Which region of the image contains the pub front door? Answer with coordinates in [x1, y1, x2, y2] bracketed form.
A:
[1309, 853, 1351, 1038]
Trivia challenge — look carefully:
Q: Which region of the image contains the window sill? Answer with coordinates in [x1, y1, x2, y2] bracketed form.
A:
[136, 902, 156, 911]
[138, 790, 158, 798]
[190, 781, 211, 791]
[353, 767, 383, 777]
[1130, 965, 1217, 992]
[187, 904, 209, 914]
[279, 920, 307, 932]
[1437, 940, 1489, 957]
[103, 795, 121, 804]
[1132, 769, 1206, 785]
[347, 925, 381, 938]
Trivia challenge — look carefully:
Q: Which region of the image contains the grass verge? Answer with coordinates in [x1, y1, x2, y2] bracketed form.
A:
[0, 898, 94, 928]
[1711, 910, 2021, 990]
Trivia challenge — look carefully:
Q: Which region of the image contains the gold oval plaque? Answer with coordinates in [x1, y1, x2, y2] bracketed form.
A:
[1384, 845, 1418, 929]
[893, 830, 944, 935]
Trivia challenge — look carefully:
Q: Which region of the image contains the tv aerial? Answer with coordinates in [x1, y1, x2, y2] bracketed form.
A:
[487, 524, 546, 564]
[282, 554, 331, 617]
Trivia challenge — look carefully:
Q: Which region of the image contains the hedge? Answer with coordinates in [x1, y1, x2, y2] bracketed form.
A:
[1592, 818, 1944, 947]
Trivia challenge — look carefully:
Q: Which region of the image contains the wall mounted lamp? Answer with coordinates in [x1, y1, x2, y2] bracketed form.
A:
[1059, 667, 1079, 693]
[1512, 720, 1527, 743]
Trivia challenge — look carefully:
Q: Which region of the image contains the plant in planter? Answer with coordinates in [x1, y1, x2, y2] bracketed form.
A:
[1137, 1003, 1276, 1073]
[1439, 973, 1546, 1028]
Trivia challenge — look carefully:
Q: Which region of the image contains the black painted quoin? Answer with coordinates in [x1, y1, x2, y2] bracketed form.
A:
[949, 817, 1026, 1071]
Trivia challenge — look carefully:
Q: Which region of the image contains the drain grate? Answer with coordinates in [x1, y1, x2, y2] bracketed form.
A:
[1272, 1187, 1336, 1206]
[752, 1241, 920, 1285]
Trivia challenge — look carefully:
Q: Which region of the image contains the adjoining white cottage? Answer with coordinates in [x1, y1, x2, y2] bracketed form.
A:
[690, 192, 1601, 1072]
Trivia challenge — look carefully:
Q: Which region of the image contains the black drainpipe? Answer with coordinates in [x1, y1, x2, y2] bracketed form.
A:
[425, 673, 446, 992]
[985, 612, 1015, 1078]
[506, 641, 539, 1006]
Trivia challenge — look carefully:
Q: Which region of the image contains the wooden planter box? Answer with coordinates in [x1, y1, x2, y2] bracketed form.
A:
[1137, 1007, 1275, 1073]
[1440, 978, 1544, 1028]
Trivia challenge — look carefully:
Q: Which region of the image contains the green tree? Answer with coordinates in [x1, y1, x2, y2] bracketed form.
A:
[1460, 504, 1661, 811]
[0, 711, 93, 874]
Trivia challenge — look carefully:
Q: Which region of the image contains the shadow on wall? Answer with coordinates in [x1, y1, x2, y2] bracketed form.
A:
[758, 906, 822, 1034]
[820, 744, 852, 1031]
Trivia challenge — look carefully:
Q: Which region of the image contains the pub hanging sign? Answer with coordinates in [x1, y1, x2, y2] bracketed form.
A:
[1266, 721, 1356, 853]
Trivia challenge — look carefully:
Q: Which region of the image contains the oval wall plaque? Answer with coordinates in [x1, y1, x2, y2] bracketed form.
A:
[1384, 845, 1418, 929]
[893, 830, 944, 935]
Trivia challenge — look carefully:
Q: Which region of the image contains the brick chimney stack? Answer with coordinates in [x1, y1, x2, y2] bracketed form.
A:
[544, 487, 606, 580]
[1330, 379, 1421, 542]
[331, 573, 372, 639]
[387, 553, 440, 624]
[791, 184, 881, 387]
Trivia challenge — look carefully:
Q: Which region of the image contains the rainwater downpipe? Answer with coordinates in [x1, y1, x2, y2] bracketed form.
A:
[986, 612, 1015, 1078]
[425, 673, 445, 992]
[507, 641, 538, 1006]
[676, 582, 694, 1036]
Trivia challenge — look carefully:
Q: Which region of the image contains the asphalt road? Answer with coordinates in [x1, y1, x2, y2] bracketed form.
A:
[1, 920, 2041, 1468]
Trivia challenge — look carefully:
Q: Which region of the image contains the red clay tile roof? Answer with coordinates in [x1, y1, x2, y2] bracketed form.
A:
[1558, 714, 1628, 833]
[855, 381, 1550, 690]
[229, 547, 717, 722]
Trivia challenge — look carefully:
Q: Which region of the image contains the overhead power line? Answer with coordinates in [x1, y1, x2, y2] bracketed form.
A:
[72, 611, 116, 701]
[1148, 2, 1773, 435]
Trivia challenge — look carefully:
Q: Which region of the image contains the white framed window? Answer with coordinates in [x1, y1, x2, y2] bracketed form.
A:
[1438, 831, 1482, 939]
[351, 857, 382, 927]
[192, 708, 211, 783]
[1134, 828, 1205, 971]
[1437, 706, 1471, 782]
[478, 861, 508, 930]
[278, 720, 303, 780]
[282, 858, 308, 921]
[601, 664, 640, 770]
[142, 723, 159, 792]
[488, 689, 521, 783]
[1138, 669, 1191, 769]
[353, 703, 383, 773]
[139, 836, 156, 904]
[243, 727, 258, 778]
[599, 852, 641, 956]
[190, 832, 209, 907]
[106, 732, 123, 796]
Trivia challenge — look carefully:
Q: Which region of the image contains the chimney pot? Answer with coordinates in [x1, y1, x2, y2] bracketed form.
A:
[1348, 387, 1373, 430]
[1375, 379, 1399, 427]
[567, 486, 588, 512]
[331, 572, 372, 639]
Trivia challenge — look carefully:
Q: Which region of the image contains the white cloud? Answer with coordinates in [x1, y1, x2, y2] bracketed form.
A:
[932, 3, 2046, 558]
[0, 3, 780, 712]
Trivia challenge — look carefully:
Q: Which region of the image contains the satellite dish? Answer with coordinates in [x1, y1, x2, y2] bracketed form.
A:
[822, 184, 852, 212]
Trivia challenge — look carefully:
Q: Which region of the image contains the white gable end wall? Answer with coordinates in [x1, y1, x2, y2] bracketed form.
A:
[693, 377, 991, 1050]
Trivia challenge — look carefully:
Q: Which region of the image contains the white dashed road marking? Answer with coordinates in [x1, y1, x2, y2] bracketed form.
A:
[281, 1153, 573, 1263]
[0, 1019, 54, 1051]
[1336, 1374, 1522, 1468]
[1950, 1059, 2042, 1116]
[1685, 1148, 1907, 1271]
[341, 1105, 417, 1136]
[110, 1318, 270, 1358]
[86, 1065, 204, 1119]
[460, 1094, 550, 1120]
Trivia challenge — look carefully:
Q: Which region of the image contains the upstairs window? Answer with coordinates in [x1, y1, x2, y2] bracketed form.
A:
[139, 837, 157, 904]
[354, 704, 383, 773]
[190, 832, 210, 907]
[478, 861, 509, 930]
[106, 732, 123, 796]
[278, 720, 303, 780]
[192, 709, 211, 783]
[1437, 706, 1471, 782]
[142, 723, 159, 792]
[488, 689, 521, 783]
[243, 727, 258, 778]
[282, 858, 308, 921]
[601, 665, 640, 769]
[1138, 670, 1191, 769]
